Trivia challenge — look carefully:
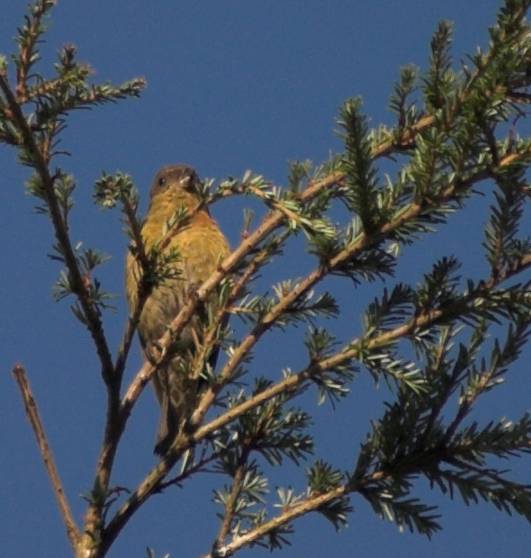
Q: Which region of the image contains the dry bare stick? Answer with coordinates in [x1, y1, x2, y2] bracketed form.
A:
[11, 364, 80, 549]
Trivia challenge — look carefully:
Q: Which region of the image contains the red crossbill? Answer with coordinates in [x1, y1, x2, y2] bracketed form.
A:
[126, 164, 230, 454]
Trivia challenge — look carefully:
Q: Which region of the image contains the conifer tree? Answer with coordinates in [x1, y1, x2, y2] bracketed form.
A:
[2, 2, 530, 557]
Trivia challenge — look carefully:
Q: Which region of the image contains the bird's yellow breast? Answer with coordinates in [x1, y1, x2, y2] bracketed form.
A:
[125, 189, 229, 347]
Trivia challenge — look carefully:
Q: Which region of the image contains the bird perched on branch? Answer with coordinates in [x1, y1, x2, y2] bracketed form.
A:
[126, 164, 230, 454]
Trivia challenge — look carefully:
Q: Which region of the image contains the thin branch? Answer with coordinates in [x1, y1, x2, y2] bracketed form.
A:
[113, 196, 151, 380]
[0, 70, 114, 380]
[158, 451, 221, 490]
[11, 363, 80, 549]
[82, 196, 150, 544]
[215, 461, 248, 546]
[444, 369, 495, 444]
[14, 0, 54, 100]
[417, 327, 463, 448]
[190, 232, 290, 379]
[210, 486, 348, 558]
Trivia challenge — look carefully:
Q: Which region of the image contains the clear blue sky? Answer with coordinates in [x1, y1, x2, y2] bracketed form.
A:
[1, 1, 529, 557]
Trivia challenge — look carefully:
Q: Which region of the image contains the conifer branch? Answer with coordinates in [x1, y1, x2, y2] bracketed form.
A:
[190, 147, 531, 428]
[3, 1, 530, 556]
[105, 246, 530, 546]
[0, 70, 115, 382]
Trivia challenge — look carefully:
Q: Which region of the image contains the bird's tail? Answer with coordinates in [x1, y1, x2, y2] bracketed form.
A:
[153, 365, 200, 455]
[154, 389, 179, 455]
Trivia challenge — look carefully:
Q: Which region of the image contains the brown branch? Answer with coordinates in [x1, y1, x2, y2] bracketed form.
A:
[215, 462, 248, 546]
[191, 230, 291, 383]
[100, 444, 185, 554]
[11, 363, 80, 549]
[18, 76, 63, 104]
[0, 71, 114, 380]
[1, 68, 119, 548]
[122, 196, 150, 271]
[113, 195, 152, 380]
[209, 485, 348, 558]
[80, 199, 152, 546]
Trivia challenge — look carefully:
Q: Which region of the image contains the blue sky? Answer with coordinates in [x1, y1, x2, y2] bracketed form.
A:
[1, 1, 530, 557]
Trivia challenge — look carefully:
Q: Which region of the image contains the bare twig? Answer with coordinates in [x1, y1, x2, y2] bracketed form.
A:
[158, 451, 221, 490]
[11, 363, 80, 548]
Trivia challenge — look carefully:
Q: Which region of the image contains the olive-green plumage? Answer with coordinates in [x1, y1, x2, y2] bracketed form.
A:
[126, 164, 230, 454]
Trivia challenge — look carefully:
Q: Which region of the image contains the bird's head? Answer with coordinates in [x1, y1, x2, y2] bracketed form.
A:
[147, 163, 210, 220]
[149, 164, 201, 205]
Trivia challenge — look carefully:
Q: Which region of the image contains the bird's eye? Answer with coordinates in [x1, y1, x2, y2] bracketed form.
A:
[158, 177, 166, 187]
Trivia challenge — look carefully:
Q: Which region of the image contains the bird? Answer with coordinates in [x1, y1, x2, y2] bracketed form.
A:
[126, 164, 230, 454]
